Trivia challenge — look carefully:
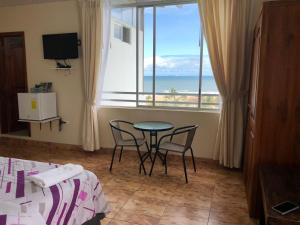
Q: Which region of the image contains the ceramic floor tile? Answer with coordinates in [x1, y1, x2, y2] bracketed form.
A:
[182, 181, 215, 197]
[211, 182, 248, 211]
[104, 188, 135, 205]
[208, 207, 255, 225]
[105, 201, 123, 219]
[101, 217, 111, 225]
[105, 178, 142, 191]
[0, 140, 258, 225]
[207, 219, 258, 225]
[114, 209, 160, 225]
[162, 206, 210, 221]
[122, 195, 167, 217]
[168, 189, 212, 209]
[158, 216, 208, 225]
[133, 187, 174, 202]
[107, 219, 139, 225]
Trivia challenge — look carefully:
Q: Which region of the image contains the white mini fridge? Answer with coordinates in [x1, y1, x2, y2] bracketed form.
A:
[18, 93, 57, 121]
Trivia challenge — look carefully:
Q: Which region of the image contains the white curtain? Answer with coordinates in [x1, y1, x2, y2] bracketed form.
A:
[78, 0, 111, 151]
[198, 0, 257, 168]
[97, 0, 111, 101]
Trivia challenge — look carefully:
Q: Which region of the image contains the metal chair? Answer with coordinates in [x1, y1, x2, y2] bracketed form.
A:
[109, 120, 149, 175]
[149, 125, 198, 183]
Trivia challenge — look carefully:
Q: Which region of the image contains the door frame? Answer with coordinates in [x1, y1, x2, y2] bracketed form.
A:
[0, 31, 30, 136]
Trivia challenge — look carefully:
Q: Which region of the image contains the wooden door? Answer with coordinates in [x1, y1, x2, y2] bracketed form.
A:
[259, 3, 300, 166]
[0, 32, 28, 134]
[245, 1, 300, 218]
[288, 4, 300, 164]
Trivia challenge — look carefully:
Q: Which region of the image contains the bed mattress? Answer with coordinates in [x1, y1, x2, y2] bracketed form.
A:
[0, 157, 109, 225]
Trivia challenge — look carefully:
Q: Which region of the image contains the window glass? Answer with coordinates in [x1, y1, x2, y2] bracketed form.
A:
[102, 3, 220, 111]
[138, 7, 154, 106]
[200, 39, 220, 110]
[155, 4, 200, 108]
[102, 7, 137, 107]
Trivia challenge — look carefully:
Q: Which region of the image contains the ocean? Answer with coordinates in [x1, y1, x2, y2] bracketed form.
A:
[143, 76, 218, 93]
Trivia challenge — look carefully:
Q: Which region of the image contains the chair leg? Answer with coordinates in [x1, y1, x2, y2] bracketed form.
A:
[182, 153, 188, 183]
[109, 145, 118, 172]
[164, 151, 168, 175]
[145, 141, 153, 162]
[149, 149, 158, 176]
[190, 148, 196, 172]
[139, 162, 142, 174]
[137, 146, 147, 175]
[118, 146, 124, 162]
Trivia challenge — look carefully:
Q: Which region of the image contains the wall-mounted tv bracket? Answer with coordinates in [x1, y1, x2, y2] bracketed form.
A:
[77, 39, 81, 46]
[55, 60, 71, 69]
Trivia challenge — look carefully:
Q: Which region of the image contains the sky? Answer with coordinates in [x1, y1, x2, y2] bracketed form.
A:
[144, 3, 202, 57]
[142, 3, 212, 77]
[112, 3, 213, 77]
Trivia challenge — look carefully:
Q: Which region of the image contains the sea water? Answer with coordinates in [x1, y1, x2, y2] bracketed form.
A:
[143, 76, 218, 93]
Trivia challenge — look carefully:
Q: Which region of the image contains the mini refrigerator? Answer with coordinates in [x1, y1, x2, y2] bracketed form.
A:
[18, 93, 57, 121]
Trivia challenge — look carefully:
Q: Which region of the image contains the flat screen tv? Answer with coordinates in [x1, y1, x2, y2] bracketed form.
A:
[42, 33, 78, 60]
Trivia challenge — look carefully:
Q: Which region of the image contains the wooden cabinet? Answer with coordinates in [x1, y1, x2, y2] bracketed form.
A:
[260, 166, 300, 225]
[243, 1, 300, 218]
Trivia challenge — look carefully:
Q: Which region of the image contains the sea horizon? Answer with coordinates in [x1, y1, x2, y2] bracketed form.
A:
[143, 75, 218, 93]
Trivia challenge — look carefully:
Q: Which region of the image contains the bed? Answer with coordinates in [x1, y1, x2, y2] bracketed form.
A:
[0, 157, 109, 225]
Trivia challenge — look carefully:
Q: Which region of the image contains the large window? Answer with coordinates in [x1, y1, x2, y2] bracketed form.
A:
[102, 2, 220, 110]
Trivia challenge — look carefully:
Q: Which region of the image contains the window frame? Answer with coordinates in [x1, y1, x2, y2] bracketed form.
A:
[102, 1, 221, 111]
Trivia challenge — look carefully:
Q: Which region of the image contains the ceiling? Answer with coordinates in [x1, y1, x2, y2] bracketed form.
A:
[0, 0, 69, 7]
[0, 0, 192, 7]
[111, 0, 193, 6]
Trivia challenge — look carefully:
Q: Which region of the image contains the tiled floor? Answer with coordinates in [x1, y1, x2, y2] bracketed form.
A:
[0, 142, 257, 225]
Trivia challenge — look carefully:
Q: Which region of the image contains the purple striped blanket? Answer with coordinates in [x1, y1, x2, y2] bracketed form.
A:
[0, 157, 109, 225]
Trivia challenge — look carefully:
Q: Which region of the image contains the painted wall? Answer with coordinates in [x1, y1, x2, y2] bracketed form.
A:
[99, 107, 219, 158]
[0, 0, 84, 145]
[0, 0, 220, 159]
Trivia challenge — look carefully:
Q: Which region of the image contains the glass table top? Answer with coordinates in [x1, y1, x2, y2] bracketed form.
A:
[133, 121, 174, 132]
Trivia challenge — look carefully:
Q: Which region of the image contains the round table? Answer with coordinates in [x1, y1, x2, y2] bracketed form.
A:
[133, 121, 174, 168]
[133, 121, 174, 132]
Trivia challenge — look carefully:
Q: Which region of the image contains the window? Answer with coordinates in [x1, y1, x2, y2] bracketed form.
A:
[113, 23, 131, 44]
[102, 2, 220, 110]
[113, 23, 122, 40]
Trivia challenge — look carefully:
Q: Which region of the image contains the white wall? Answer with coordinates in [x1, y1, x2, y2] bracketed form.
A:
[103, 19, 144, 97]
[104, 22, 137, 93]
[0, 0, 84, 145]
[0, 0, 221, 159]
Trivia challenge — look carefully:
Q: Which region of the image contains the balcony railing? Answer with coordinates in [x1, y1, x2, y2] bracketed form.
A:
[101, 91, 221, 110]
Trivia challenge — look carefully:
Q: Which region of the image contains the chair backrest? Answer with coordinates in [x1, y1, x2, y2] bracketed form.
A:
[184, 125, 198, 149]
[109, 120, 123, 144]
[109, 120, 134, 144]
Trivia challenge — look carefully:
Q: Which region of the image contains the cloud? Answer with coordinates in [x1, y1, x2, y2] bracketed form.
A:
[143, 55, 213, 76]
[144, 56, 177, 69]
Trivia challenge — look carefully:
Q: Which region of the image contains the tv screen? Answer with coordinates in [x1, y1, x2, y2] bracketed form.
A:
[42, 33, 78, 59]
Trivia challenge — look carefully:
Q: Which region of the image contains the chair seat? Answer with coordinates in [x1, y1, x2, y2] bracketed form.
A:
[159, 141, 185, 152]
[117, 138, 146, 146]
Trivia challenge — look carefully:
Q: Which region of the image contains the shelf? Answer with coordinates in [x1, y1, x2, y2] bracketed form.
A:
[19, 116, 60, 123]
[49, 68, 72, 70]
[18, 117, 66, 131]
[49, 67, 72, 74]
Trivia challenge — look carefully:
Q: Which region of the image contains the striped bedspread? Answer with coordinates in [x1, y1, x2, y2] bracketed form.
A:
[0, 157, 109, 225]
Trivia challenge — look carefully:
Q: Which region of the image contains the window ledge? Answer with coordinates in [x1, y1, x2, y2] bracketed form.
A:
[97, 105, 221, 114]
